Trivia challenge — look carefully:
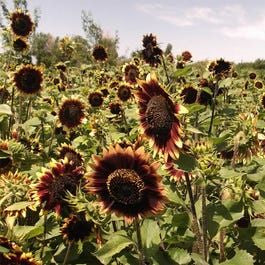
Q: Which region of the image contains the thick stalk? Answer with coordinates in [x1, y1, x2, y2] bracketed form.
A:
[25, 97, 32, 122]
[40, 213, 47, 259]
[63, 241, 73, 265]
[184, 172, 202, 254]
[8, 86, 15, 139]
[201, 185, 208, 261]
[208, 82, 219, 136]
[134, 218, 145, 265]
[161, 55, 170, 84]
[219, 228, 226, 262]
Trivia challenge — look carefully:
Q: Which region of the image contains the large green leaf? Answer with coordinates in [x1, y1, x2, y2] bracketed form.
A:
[95, 231, 134, 264]
[140, 219, 161, 248]
[220, 250, 254, 265]
[168, 248, 191, 264]
[0, 104, 12, 115]
[175, 153, 197, 172]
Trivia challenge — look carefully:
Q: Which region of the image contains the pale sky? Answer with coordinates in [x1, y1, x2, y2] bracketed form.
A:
[4, 0, 265, 62]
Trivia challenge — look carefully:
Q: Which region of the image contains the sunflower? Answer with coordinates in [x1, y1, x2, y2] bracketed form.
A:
[36, 159, 84, 215]
[56, 62, 67, 72]
[181, 51, 192, 62]
[209, 59, 231, 77]
[58, 98, 85, 129]
[255, 81, 263, 89]
[176, 61, 184, 69]
[101, 88, 109, 97]
[117, 85, 131, 101]
[142, 34, 157, 48]
[109, 102, 122, 115]
[198, 90, 212, 106]
[180, 86, 198, 104]
[87, 144, 166, 222]
[88, 92, 103, 107]
[14, 65, 43, 95]
[61, 214, 93, 242]
[92, 45, 108, 61]
[0, 141, 12, 174]
[135, 73, 187, 161]
[13, 37, 28, 52]
[249, 72, 256, 80]
[10, 10, 34, 37]
[57, 144, 83, 167]
[122, 63, 139, 84]
[142, 45, 162, 67]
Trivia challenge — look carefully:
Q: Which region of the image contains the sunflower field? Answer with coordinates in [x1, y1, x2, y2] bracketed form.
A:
[1, 1, 265, 265]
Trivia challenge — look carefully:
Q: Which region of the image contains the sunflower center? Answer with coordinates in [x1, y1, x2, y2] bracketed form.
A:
[64, 105, 81, 121]
[146, 95, 174, 134]
[107, 169, 144, 205]
[21, 71, 39, 89]
[50, 174, 77, 202]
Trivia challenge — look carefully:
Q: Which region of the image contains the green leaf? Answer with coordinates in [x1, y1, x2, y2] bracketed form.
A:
[175, 153, 197, 172]
[252, 228, 265, 250]
[168, 248, 191, 264]
[141, 219, 160, 248]
[4, 201, 34, 212]
[95, 231, 134, 264]
[13, 225, 44, 240]
[0, 246, 9, 253]
[191, 253, 208, 265]
[220, 250, 254, 265]
[174, 67, 192, 77]
[0, 104, 12, 115]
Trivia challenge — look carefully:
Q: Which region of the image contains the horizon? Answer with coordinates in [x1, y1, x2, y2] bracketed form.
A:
[3, 0, 265, 63]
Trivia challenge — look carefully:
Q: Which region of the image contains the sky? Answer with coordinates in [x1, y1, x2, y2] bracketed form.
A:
[4, 0, 265, 62]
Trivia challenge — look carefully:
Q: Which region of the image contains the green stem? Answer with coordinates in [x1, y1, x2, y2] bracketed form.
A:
[208, 82, 219, 136]
[25, 97, 32, 122]
[63, 241, 73, 265]
[184, 172, 202, 254]
[40, 213, 47, 259]
[201, 185, 208, 261]
[161, 54, 170, 84]
[134, 218, 145, 265]
[8, 86, 15, 139]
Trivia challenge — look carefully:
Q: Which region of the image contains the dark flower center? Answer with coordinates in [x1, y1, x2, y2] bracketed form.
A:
[0, 157, 12, 169]
[64, 104, 82, 121]
[50, 174, 77, 202]
[107, 169, 144, 205]
[146, 95, 174, 134]
[21, 70, 39, 90]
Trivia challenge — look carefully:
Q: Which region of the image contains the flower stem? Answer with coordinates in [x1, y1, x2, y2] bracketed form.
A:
[8, 86, 15, 139]
[208, 82, 219, 136]
[184, 172, 203, 254]
[161, 55, 170, 84]
[40, 213, 47, 259]
[134, 218, 145, 265]
[63, 241, 72, 265]
[201, 185, 208, 261]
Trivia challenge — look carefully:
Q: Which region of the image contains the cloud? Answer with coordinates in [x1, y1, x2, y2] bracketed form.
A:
[135, 2, 265, 41]
[222, 18, 265, 41]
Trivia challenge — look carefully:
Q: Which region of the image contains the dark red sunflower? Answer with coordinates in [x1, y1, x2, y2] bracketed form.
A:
[180, 86, 198, 104]
[61, 214, 93, 242]
[10, 10, 34, 37]
[255, 81, 263, 89]
[142, 34, 157, 48]
[181, 51, 192, 62]
[198, 90, 212, 106]
[57, 144, 83, 167]
[135, 73, 187, 161]
[123, 63, 139, 84]
[88, 144, 166, 222]
[56, 62, 67, 72]
[117, 85, 131, 101]
[142, 45, 162, 67]
[58, 98, 85, 129]
[109, 102, 122, 115]
[92, 45, 108, 61]
[14, 65, 43, 95]
[36, 160, 84, 215]
[0, 141, 12, 174]
[210, 59, 231, 76]
[249, 72, 256, 80]
[88, 92, 103, 107]
[13, 37, 28, 52]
